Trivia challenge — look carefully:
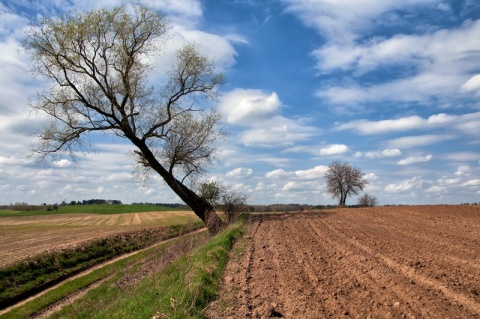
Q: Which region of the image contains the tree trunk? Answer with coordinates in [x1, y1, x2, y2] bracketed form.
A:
[134, 141, 226, 234]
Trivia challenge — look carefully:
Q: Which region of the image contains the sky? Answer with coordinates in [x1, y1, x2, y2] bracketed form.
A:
[1, 0, 480, 206]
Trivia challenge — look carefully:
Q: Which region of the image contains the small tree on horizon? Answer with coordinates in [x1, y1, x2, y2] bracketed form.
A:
[325, 161, 368, 207]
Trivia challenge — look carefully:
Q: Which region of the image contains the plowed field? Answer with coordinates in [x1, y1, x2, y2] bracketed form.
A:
[0, 211, 200, 268]
[207, 205, 480, 318]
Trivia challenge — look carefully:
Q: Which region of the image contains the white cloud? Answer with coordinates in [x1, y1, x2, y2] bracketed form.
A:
[225, 167, 254, 178]
[265, 169, 290, 179]
[397, 154, 433, 165]
[455, 165, 472, 176]
[220, 89, 320, 148]
[387, 135, 455, 149]
[169, 26, 240, 70]
[294, 165, 328, 179]
[52, 159, 73, 168]
[319, 144, 349, 156]
[358, 148, 402, 158]
[462, 74, 480, 94]
[445, 153, 480, 163]
[335, 116, 424, 135]
[385, 176, 423, 192]
[426, 185, 447, 193]
[364, 172, 379, 181]
[219, 89, 281, 125]
[97, 186, 105, 193]
[239, 116, 318, 147]
[335, 112, 480, 136]
[461, 179, 480, 187]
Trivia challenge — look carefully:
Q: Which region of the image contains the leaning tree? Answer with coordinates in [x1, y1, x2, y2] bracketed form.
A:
[23, 5, 227, 234]
[325, 161, 368, 207]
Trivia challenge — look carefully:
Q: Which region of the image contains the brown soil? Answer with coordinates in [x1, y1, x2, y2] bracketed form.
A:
[206, 205, 480, 318]
[0, 211, 198, 268]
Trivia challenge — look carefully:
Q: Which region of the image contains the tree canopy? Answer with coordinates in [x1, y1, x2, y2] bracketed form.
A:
[325, 161, 368, 206]
[24, 4, 226, 233]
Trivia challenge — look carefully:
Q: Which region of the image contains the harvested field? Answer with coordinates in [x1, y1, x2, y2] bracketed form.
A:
[207, 205, 480, 318]
[0, 211, 200, 268]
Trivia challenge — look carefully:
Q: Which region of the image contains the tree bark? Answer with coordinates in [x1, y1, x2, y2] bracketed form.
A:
[134, 139, 226, 234]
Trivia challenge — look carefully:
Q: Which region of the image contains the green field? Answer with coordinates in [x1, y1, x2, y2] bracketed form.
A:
[0, 204, 182, 217]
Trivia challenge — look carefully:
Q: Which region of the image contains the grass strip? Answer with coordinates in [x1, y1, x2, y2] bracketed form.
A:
[0, 222, 203, 308]
[101, 215, 246, 319]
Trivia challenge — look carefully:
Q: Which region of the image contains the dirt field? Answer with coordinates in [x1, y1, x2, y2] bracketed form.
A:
[207, 205, 480, 318]
[0, 211, 200, 268]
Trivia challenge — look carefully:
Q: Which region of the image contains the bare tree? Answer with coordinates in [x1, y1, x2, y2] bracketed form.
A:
[357, 193, 378, 207]
[23, 5, 227, 234]
[325, 161, 368, 207]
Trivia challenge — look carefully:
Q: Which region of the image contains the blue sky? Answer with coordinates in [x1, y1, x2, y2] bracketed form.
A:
[1, 0, 479, 206]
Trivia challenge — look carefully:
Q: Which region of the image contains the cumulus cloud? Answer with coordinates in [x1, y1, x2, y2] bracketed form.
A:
[385, 176, 424, 192]
[226, 167, 254, 178]
[265, 169, 290, 179]
[357, 148, 402, 158]
[319, 144, 349, 156]
[52, 159, 73, 168]
[238, 116, 318, 147]
[219, 89, 281, 125]
[220, 89, 320, 147]
[335, 112, 480, 136]
[461, 179, 480, 187]
[294, 165, 328, 179]
[455, 165, 472, 176]
[397, 154, 433, 165]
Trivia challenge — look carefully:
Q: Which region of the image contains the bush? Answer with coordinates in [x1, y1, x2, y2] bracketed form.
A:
[357, 194, 378, 207]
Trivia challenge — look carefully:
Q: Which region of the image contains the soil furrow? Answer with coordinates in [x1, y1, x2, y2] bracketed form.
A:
[207, 206, 480, 319]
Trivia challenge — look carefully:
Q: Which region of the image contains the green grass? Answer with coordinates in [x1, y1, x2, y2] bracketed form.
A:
[98, 216, 246, 319]
[0, 204, 182, 217]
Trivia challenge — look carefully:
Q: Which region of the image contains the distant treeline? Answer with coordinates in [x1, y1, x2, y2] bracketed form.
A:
[1, 199, 123, 212]
[132, 202, 189, 209]
[0, 203, 59, 212]
[67, 199, 122, 205]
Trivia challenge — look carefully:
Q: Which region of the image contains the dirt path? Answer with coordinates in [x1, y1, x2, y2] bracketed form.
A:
[207, 206, 480, 318]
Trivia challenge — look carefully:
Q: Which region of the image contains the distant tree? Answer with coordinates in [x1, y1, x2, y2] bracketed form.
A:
[325, 161, 368, 207]
[357, 193, 378, 207]
[24, 5, 226, 234]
